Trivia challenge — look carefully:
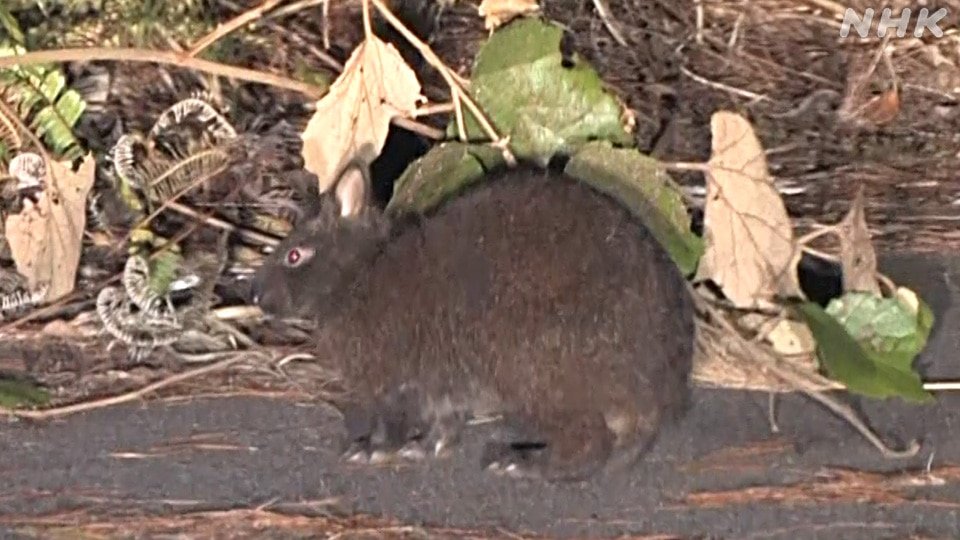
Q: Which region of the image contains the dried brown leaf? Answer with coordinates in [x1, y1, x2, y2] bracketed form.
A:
[478, 0, 541, 31]
[850, 87, 901, 127]
[695, 111, 802, 308]
[838, 185, 881, 294]
[300, 35, 423, 195]
[4, 154, 96, 301]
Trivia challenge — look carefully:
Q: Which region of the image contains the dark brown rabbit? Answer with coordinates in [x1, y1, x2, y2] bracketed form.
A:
[251, 161, 696, 482]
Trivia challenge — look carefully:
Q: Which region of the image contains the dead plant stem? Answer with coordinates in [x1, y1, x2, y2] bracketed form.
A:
[189, 0, 285, 57]
[0, 48, 326, 98]
[1, 354, 253, 421]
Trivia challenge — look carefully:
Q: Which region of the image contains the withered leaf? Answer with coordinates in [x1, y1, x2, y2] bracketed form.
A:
[837, 185, 881, 295]
[478, 0, 541, 31]
[694, 111, 802, 308]
[4, 154, 95, 301]
[300, 34, 423, 195]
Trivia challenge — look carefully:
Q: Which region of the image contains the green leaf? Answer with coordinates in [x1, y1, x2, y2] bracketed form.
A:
[563, 141, 703, 275]
[386, 142, 507, 216]
[0, 377, 50, 409]
[0, 6, 25, 45]
[825, 291, 935, 374]
[450, 17, 633, 163]
[0, 44, 86, 160]
[797, 301, 933, 403]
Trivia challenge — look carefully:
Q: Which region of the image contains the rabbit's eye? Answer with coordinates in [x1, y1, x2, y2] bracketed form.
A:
[286, 248, 304, 266]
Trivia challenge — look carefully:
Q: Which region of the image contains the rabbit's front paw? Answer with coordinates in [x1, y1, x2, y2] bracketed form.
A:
[339, 385, 435, 466]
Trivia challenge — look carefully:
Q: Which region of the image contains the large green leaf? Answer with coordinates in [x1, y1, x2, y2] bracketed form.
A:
[450, 17, 633, 163]
[797, 301, 933, 403]
[564, 142, 703, 275]
[386, 142, 507, 216]
[825, 290, 935, 374]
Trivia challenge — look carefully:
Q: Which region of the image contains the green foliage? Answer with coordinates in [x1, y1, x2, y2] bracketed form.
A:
[825, 290, 935, 378]
[6, 0, 213, 50]
[394, 18, 697, 277]
[148, 248, 182, 298]
[0, 376, 50, 409]
[0, 5, 25, 44]
[0, 45, 86, 161]
[797, 301, 933, 404]
[387, 142, 507, 216]
[386, 141, 701, 277]
[449, 17, 634, 163]
[564, 142, 703, 275]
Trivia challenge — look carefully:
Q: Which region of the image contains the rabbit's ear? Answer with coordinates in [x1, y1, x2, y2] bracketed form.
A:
[333, 159, 372, 218]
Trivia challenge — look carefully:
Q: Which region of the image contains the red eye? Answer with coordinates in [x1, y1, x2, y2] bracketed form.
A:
[282, 246, 313, 267]
[286, 248, 302, 266]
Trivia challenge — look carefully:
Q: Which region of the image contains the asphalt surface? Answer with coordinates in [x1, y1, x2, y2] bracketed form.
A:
[1, 253, 959, 539]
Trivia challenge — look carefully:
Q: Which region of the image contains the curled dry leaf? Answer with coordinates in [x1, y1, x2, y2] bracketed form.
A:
[478, 0, 541, 31]
[837, 185, 881, 295]
[694, 111, 802, 309]
[4, 154, 96, 301]
[300, 35, 424, 195]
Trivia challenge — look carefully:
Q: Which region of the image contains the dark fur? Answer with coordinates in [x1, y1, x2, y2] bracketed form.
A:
[251, 165, 696, 482]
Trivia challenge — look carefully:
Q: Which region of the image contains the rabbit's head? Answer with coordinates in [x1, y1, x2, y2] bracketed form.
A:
[251, 161, 390, 320]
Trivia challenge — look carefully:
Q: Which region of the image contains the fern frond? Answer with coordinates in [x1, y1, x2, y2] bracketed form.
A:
[0, 45, 86, 161]
[0, 6, 25, 45]
[0, 101, 23, 154]
[150, 97, 237, 143]
[136, 148, 230, 204]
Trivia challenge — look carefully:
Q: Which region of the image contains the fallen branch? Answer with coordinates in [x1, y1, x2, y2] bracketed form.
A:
[0, 354, 254, 421]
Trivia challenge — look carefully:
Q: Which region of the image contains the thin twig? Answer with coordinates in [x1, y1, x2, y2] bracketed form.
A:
[263, 0, 326, 21]
[680, 65, 769, 103]
[592, 0, 627, 46]
[797, 225, 836, 246]
[414, 102, 455, 117]
[166, 201, 281, 246]
[661, 160, 710, 173]
[392, 116, 444, 139]
[217, 0, 343, 71]
[924, 381, 960, 391]
[0, 48, 325, 98]
[189, 0, 285, 57]
[1, 354, 254, 420]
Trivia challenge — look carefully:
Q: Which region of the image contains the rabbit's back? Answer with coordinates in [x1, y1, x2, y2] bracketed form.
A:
[319, 166, 695, 436]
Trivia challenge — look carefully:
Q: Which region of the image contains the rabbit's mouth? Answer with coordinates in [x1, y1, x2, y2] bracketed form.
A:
[252, 305, 319, 330]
